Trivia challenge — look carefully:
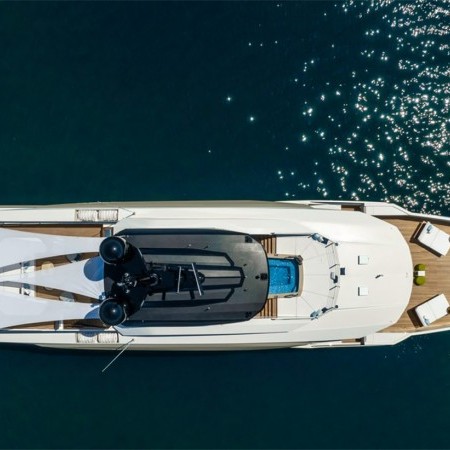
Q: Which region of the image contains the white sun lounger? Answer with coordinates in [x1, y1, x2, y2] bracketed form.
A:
[416, 222, 450, 256]
[415, 294, 450, 326]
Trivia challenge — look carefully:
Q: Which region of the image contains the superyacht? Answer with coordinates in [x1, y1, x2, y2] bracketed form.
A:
[0, 200, 448, 350]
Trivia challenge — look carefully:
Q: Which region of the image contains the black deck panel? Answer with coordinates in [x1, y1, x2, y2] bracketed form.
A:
[105, 229, 269, 324]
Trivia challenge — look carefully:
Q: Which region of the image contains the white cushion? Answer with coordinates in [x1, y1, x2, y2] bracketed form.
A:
[415, 294, 449, 326]
[416, 222, 450, 256]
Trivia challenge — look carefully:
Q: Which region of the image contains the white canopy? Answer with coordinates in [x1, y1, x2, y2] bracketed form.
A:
[0, 257, 105, 299]
[0, 228, 104, 268]
[0, 291, 99, 329]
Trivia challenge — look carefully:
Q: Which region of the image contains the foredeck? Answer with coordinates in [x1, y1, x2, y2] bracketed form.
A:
[381, 217, 450, 333]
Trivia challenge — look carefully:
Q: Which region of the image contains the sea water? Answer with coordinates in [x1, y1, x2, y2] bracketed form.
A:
[0, 2, 449, 448]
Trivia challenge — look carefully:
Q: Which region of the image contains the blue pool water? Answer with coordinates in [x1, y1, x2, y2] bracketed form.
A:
[268, 258, 299, 294]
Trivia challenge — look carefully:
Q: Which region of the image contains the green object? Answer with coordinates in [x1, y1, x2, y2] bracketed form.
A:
[415, 263, 426, 271]
[414, 276, 426, 286]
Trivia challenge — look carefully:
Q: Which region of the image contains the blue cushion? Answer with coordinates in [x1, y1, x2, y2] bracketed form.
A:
[268, 258, 299, 295]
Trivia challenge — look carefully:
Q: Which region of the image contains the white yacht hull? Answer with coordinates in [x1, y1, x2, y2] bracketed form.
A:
[0, 199, 448, 351]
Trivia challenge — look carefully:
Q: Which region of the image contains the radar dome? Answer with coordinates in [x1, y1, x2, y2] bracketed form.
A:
[99, 299, 128, 326]
[100, 236, 130, 265]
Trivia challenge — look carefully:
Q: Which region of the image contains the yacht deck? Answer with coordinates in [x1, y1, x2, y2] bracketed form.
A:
[8, 224, 103, 237]
[256, 235, 278, 317]
[3, 217, 449, 333]
[380, 217, 450, 333]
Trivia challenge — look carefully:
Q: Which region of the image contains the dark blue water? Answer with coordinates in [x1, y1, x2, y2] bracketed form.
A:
[0, 2, 449, 448]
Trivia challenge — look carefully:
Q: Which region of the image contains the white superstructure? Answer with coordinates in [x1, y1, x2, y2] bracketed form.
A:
[0, 199, 448, 351]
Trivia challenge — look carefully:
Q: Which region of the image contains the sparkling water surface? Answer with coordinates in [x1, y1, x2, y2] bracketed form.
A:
[0, 2, 449, 448]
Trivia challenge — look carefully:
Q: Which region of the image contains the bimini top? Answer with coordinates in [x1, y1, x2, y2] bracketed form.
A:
[101, 229, 269, 325]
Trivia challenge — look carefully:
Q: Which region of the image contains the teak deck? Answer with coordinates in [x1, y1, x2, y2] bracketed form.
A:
[8, 224, 103, 237]
[256, 235, 278, 317]
[381, 217, 450, 333]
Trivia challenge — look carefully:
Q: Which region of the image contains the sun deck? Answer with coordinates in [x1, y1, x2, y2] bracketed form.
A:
[380, 217, 450, 333]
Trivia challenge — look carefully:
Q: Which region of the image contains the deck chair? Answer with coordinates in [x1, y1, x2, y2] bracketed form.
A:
[415, 294, 450, 326]
[415, 222, 450, 256]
